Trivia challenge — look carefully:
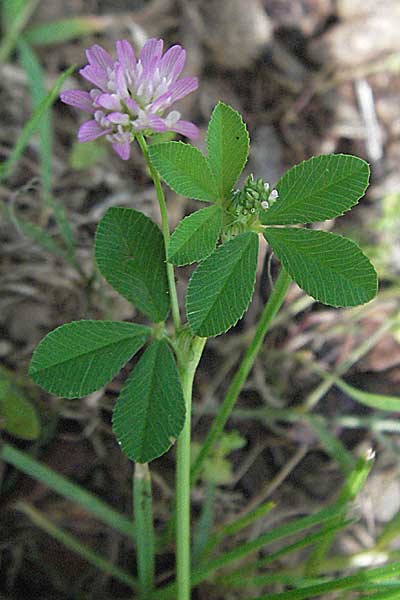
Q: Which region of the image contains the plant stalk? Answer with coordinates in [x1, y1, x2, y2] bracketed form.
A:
[176, 335, 206, 600]
[134, 462, 155, 598]
[136, 134, 181, 331]
[190, 267, 291, 484]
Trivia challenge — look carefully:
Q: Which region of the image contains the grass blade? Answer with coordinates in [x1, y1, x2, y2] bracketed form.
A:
[0, 65, 75, 181]
[1, 443, 135, 541]
[247, 561, 400, 599]
[0, 0, 39, 63]
[23, 16, 113, 46]
[16, 501, 137, 590]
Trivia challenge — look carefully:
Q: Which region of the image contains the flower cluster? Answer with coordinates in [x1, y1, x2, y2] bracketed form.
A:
[61, 39, 198, 160]
[230, 174, 279, 219]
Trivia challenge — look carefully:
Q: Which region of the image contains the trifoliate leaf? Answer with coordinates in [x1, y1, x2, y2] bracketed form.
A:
[186, 232, 259, 336]
[112, 339, 185, 463]
[206, 102, 250, 200]
[264, 227, 377, 307]
[29, 320, 150, 398]
[168, 205, 223, 266]
[149, 141, 218, 202]
[95, 207, 169, 322]
[260, 154, 370, 225]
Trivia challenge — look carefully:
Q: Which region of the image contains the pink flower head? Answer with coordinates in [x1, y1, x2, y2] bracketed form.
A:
[61, 39, 199, 160]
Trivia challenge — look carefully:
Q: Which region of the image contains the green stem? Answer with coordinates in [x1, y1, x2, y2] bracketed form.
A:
[136, 134, 181, 331]
[190, 267, 291, 484]
[176, 335, 206, 600]
[134, 463, 155, 598]
[16, 501, 137, 590]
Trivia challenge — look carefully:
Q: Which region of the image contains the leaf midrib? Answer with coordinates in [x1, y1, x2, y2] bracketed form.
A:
[190, 233, 256, 329]
[30, 332, 148, 374]
[274, 163, 367, 214]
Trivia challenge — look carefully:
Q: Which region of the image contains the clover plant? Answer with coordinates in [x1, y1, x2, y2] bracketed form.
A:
[28, 38, 377, 599]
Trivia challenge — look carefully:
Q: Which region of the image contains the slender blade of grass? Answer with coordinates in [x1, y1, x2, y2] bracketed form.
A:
[246, 561, 400, 599]
[16, 501, 137, 590]
[0, 0, 39, 63]
[0, 65, 75, 181]
[1, 443, 135, 541]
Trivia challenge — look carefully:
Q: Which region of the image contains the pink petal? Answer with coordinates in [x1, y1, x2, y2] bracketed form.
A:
[125, 96, 140, 114]
[115, 64, 129, 97]
[147, 114, 167, 132]
[170, 120, 199, 139]
[78, 120, 110, 142]
[85, 44, 114, 71]
[96, 93, 122, 111]
[116, 40, 136, 75]
[107, 112, 130, 124]
[160, 45, 186, 82]
[112, 140, 131, 160]
[139, 38, 163, 68]
[60, 90, 94, 113]
[151, 76, 198, 112]
[79, 65, 109, 91]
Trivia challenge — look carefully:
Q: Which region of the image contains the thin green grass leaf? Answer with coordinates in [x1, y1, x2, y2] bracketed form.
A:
[0, 0, 39, 63]
[333, 378, 400, 412]
[6, 203, 69, 260]
[154, 503, 348, 599]
[205, 501, 275, 555]
[307, 415, 355, 473]
[0, 65, 75, 181]
[216, 519, 355, 588]
[306, 449, 375, 575]
[17, 38, 52, 195]
[0, 443, 135, 540]
[377, 511, 400, 550]
[16, 501, 137, 589]
[23, 16, 112, 46]
[2, 0, 27, 27]
[247, 561, 400, 599]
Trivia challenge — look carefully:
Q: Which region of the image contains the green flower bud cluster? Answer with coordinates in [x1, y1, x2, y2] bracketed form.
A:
[229, 174, 278, 221]
[222, 174, 279, 241]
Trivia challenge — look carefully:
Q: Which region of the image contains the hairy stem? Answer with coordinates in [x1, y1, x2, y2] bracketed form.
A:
[134, 463, 155, 598]
[136, 134, 181, 331]
[176, 335, 206, 600]
[190, 267, 291, 485]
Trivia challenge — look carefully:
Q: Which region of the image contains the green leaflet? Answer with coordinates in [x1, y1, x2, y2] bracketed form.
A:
[168, 205, 223, 266]
[206, 102, 250, 200]
[0, 368, 40, 440]
[112, 339, 185, 463]
[260, 154, 370, 225]
[148, 141, 219, 202]
[186, 232, 259, 337]
[263, 227, 377, 307]
[29, 320, 150, 398]
[95, 207, 169, 323]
